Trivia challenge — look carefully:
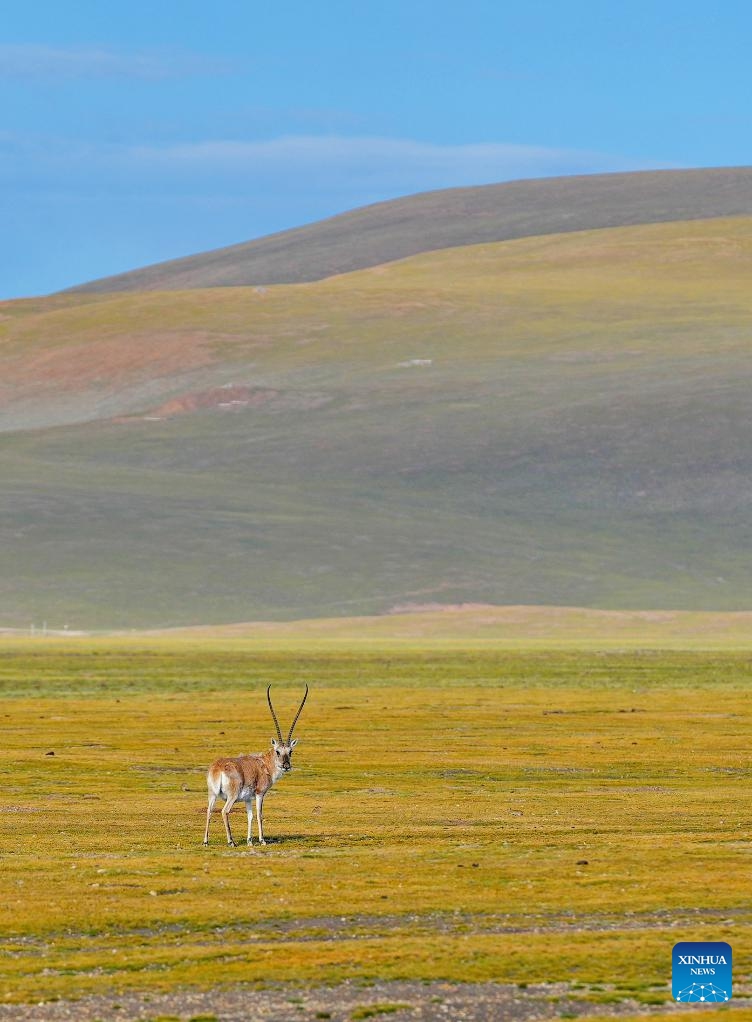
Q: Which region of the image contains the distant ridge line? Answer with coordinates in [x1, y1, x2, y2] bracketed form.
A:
[64, 166, 752, 294]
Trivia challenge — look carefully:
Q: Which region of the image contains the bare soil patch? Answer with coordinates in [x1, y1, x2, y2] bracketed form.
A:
[2, 979, 739, 1022]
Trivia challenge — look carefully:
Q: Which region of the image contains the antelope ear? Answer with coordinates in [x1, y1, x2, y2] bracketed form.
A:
[290, 738, 299, 749]
[271, 738, 279, 749]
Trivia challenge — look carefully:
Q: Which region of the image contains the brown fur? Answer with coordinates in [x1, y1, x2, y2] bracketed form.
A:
[208, 751, 275, 800]
[203, 743, 294, 846]
[203, 684, 307, 847]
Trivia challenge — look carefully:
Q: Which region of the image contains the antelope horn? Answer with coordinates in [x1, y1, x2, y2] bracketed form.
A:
[267, 685, 283, 744]
[287, 684, 309, 744]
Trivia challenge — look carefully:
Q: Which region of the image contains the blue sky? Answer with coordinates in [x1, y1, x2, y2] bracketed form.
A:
[2, 1, 751, 298]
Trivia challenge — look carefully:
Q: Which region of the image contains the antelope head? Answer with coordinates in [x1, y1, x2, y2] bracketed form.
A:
[267, 684, 309, 773]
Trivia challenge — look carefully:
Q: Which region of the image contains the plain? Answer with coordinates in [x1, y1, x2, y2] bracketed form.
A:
[1, 634, 750, 1013]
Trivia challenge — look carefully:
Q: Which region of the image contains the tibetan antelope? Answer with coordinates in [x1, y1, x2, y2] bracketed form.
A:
[203, 684, 308, 847]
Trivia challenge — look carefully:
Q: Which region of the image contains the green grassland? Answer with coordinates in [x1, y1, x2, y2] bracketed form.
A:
[0, 639, 750, 1007]
[3, 217, 752, 626]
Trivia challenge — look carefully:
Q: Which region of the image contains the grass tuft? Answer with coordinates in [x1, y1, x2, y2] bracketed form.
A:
[351, 1005, 412, 1020]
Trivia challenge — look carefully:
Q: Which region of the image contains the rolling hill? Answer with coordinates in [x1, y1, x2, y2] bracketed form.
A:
[64, 167, 752, 294]
[3, 185, 752, 628]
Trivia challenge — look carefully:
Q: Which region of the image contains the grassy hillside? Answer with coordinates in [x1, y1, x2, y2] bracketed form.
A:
[3, 217, 752, 627]
[64, 167, 752, 293]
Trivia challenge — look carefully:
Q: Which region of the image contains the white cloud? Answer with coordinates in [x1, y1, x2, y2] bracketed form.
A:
[0, 132, 672, 213]
[0, 44, 233, 80]
[119, 134, 666, 191]
[0, 132, 670, 194]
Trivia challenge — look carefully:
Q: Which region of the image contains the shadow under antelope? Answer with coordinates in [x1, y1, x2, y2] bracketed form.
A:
[203, 684, 308, 847]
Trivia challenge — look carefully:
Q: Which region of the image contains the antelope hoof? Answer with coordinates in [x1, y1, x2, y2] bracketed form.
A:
[228, 839, 236, 847]
[259, 839, 267, 846]
[202, 840, 208, 847]
[247, 839, 253, 846]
